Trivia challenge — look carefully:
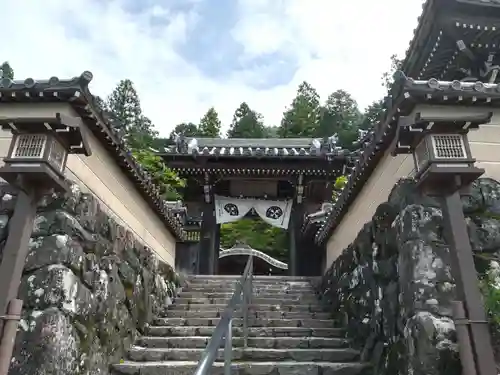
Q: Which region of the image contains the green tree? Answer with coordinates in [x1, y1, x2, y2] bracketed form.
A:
[332, 175, 348, 201]
[94, 96, 106, 111]
[198, 107, 221, 137]
[105, 79, 183, 200]
[381, 54, 403, 90]
[279, 81, 320, 138]
[0, 62, 14, 79]
[264, 126, 279, 138]
[106, 79, 157, 150]
[357, 54, 403, 131]
[132, 149, 185, 200]
[220, 219, 287, 261]
[227, 102, 266, 138]
[317, 90, 362, 148]
[151, 137, 173, 150]
[359, 100, 384, 130]
[169, 122, 199, 139]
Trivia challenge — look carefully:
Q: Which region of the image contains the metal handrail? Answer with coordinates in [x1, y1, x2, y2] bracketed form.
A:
[193, 254, 254, 375]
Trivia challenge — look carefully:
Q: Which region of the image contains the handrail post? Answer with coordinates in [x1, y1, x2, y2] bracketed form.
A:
[249, 254, 253, 305]
[224, 318, 232, 375]
[244, 253, 254, 349]
[243, 275, 248, 349]
[193, 254, 254, 375]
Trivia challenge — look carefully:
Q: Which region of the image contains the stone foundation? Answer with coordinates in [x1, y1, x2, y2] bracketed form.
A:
[318, 178, 500, 375]
[0, 183, 179, 375]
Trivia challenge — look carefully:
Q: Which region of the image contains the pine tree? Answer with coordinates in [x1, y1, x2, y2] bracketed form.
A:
[198, 107, 221, 137]
[0, 62, 14, 79]
[106, 79, 157, 149]
[316, 90, 362, 148]
[227, 102, 266, 138]
[278, 81, 320, 138]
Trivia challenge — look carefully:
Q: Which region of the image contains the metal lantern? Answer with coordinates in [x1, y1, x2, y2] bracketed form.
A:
[393, 111, 491, 194]
[0, 113, 91, 192]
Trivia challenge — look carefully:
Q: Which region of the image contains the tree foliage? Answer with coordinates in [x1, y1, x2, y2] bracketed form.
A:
[132, 149, 185, 200]
[382, 54, 403, 90]
[279, 81, 320, 138]
[359, 100, 384, 130]
[106, 79, 158, 150]
[169, 122, 199, 139]
[332, 175, 348, 201]
[0, 61, 14, 79]
[198, 107, 221, 137]
[105, 79, 184, 201]
[227, 102, 266, 138]
[220, 219, 288, 261]
[318, 90, 362, 149]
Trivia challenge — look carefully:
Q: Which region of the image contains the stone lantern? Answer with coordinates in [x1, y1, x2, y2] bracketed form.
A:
[0, 111, 91, 375]
[393, 111, 491, 194]
[0, 112, 91, 192]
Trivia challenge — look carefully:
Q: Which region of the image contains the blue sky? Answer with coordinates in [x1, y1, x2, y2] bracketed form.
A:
[2, 0, 425, 136]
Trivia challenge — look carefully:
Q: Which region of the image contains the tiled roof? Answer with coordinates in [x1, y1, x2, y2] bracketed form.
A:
[162, 136, 351, 158]
[314, 75, 500, 245]
[301, 203, 333, 234]
[0, 72, 185, 239]
[395, 74, 500, 100]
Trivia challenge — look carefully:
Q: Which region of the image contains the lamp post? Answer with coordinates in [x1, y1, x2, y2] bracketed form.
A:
[0, 112, 91, 375]
[392, 102, 497, 375]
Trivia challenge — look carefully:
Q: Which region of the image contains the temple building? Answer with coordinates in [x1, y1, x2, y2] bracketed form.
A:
[159, 136, 361, 276]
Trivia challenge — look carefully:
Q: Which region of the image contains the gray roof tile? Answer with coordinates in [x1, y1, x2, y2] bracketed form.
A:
[163, 136, 350, 158]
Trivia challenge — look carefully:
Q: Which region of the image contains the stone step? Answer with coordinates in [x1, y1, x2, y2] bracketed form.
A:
[168, 304, 324, 312]
[174, 297, 318, 305]
[184, 286, 315, 291]
[112, 361, 368, 375]
[188, 275, 318, 282]
[177, 291, 315, 299]
[184, 287, 317, 294]
[186, 280, 313, 287]
[127, 347, 360, 362]
[146, 326, 345, 338]
[152, 318, 335, 329]
[137, 336, 349, 349]
[184, 282, 316, 288]
[164, 309, 332, 320]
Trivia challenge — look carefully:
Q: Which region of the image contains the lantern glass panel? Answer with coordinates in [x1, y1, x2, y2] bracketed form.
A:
[431, 134, 467, 160]
[12, 134, 47, 159]
[48, 138, 67, 172]
[414, 137, 430, 171]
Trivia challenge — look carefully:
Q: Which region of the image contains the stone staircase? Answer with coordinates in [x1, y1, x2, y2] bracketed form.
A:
[112, 275, 368, 375]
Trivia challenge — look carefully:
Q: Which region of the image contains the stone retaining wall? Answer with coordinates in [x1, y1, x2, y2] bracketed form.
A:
[0, 183, 179, 375]
[318, 177, 500, 375]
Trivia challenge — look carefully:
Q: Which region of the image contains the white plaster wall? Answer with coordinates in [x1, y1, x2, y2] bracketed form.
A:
[0, 103, 176, 266]
[325, 105, 500, 272]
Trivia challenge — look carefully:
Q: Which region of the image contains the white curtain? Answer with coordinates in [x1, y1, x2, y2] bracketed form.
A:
[214, 195, 293, 229]
[253, 199, 293, 229]
[214, 195, 254, 224]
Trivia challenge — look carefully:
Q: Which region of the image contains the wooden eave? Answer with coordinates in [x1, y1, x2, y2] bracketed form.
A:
[161, 154, 353, 178]
[402, 0, 500, 80]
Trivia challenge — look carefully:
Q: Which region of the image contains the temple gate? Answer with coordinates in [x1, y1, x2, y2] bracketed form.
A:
[159, 137, 356, 276]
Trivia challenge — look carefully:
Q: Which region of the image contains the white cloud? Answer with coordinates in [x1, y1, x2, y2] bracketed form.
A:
[1, 0, 425, 137]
